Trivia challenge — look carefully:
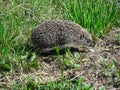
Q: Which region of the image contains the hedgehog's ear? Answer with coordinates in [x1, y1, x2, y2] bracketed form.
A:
[80, 34, 85, 39]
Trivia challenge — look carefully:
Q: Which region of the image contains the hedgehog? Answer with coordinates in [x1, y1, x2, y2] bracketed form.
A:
[31, 20, 94, 54]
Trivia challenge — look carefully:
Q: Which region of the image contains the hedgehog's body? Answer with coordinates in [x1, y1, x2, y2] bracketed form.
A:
[31, 20, 94, 54]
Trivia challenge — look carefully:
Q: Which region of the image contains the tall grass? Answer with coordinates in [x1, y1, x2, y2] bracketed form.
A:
[60, 0, 118, 38]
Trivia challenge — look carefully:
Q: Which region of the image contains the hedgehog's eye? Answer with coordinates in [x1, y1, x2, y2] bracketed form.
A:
[87, 40, 90, 43]
[86, 39, 94, 47]
[80, 34, 84, 39]
[86, 40, 91, 45]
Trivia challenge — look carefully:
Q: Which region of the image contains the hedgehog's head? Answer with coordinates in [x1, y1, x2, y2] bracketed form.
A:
[79, 32, 94, 47]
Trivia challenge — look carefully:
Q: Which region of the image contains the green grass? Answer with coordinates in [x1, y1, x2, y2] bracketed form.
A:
[59, 0, 119, 39]
[12, 77, 93, 90]
[0, 0, 58, 70]
[0, 0, 119, 90]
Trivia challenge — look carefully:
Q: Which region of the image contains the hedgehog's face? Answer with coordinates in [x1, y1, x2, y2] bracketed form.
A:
[85, 38, 94, 47]
[79, 34, 94, 47]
